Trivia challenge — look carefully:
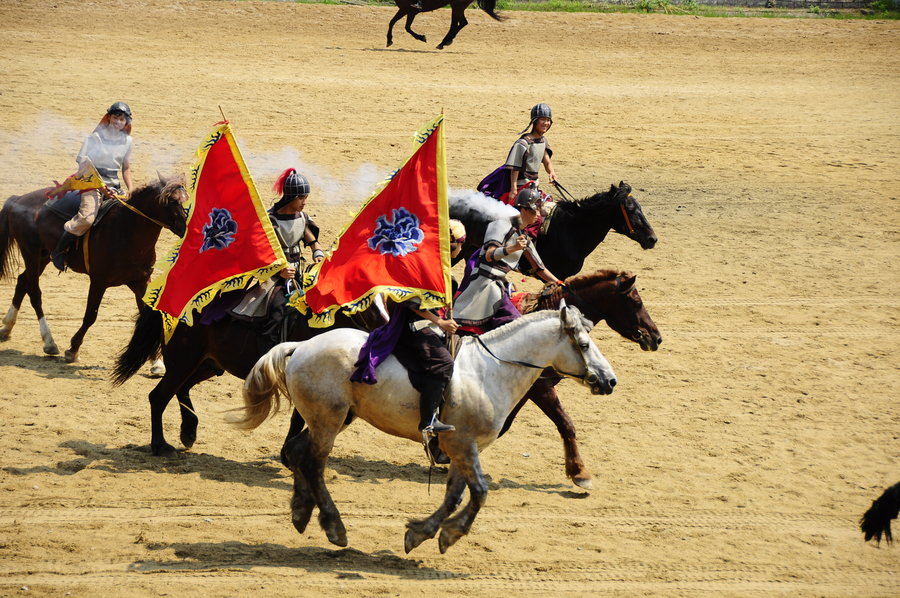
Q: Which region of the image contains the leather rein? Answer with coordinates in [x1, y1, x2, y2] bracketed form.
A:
[472, 321, 592, 383]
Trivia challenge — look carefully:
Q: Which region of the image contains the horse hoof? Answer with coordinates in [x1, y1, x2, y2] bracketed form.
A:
[325, 527, 348, 547]
[291, 508, 313, 534]
[572, 475, 594, 491]
[43, 343, 60, 356]
[0, 329, 10, 342]
[149, 363, 166, 377]
[151, 442, 179, 458]
[404, 527, 426, 554]
[64, 349, 78, 363]
[438, 526, 463, 554]
[180, 429, 197, 449]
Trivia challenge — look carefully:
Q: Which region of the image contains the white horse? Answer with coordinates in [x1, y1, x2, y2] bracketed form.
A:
[237, 305, 617, 553]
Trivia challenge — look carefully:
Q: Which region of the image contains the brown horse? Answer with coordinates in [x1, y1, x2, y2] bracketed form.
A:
[0, 180, 188, 362]
[111, 297, 386, 457]
[386, 0, 501, 50]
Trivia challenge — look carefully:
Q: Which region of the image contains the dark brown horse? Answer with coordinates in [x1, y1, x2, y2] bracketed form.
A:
[451, 182, 659, 280]
[386, 0, 501, 50]
[111, 298, 387, 457]
[0, 180, 188, 362]
[497, 269, 661, 488]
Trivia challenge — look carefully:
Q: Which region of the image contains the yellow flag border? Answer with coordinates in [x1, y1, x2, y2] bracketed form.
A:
[290, 114, 450, 328]
[143, 122, 287, 341]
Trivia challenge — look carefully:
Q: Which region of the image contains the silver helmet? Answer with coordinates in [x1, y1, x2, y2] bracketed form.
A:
[514, 187, 543, 211]
[530, 103, 552, 122]
[282, 171, 310, 198]
[107, 101, 132, 119]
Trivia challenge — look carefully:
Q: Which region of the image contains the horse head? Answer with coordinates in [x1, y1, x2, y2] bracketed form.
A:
[610, 182, 657, 250]
[158, 176, 189, 238]
[558, 303, 616, 395]
[607, 273, 662, 351]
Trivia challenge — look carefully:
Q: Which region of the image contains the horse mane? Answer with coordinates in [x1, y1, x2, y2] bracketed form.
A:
[517, 269, 629, 314]
[553, 182, 631, 216]
[475, 309, 558, 346]
[129, 176, 185, 207]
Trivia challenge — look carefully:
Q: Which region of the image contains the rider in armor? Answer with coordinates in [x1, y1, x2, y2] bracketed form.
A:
[453, 187, 563, 334]
[258, 168, 324, 351]
[504, 103, 557, 204]
[52, 102, 134, 271]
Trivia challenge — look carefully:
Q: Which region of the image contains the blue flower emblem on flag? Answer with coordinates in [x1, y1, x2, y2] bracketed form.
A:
[200, 207, 238, 252]
[368, 207, 424, 257]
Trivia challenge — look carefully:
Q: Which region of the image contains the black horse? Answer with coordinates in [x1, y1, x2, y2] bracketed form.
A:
[111, 300, 386, 457]
[386, 0, 501, 50]
[861, 481, 900, 545]
[451, 182, 658, 279]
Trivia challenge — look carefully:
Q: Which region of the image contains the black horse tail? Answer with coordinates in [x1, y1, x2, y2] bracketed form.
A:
[860, 481, 900, 545]
[0, 198, 18, 281]
[111, 304, 163, 386]
[477, 0, 503, 21]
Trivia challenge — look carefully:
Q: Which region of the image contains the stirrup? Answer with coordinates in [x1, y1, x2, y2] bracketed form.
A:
[420, 419, 454, 434]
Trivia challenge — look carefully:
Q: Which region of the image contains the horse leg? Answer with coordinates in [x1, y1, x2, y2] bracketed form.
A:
[405, 12, 427, 43]
[283, 428, 316, 534]
[438, 444, 488, 553]
[280, 409, 307, 470]
[529, 378, 593, 490]
[1, 265, 60, 355]
[387, 7, 406, 46]
[176, 360, 219, 450]
[65, 279, 106, 363]
[404, 467, 466, 553]
[299, 419, 348, 546]
[437, 9, 467, 49]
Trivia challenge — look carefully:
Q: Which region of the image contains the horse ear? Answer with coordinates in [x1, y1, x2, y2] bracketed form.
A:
[618, 274, 637, 294]
[157, 171, 167, 185]
[559, 298, 568, 311]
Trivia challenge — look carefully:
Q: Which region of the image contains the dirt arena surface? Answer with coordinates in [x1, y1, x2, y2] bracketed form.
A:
[1, 0, 898, 596]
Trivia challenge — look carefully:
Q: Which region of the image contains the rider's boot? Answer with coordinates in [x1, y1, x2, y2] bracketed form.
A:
[418, 378, 454, 433]
[51, 231, 77, 272]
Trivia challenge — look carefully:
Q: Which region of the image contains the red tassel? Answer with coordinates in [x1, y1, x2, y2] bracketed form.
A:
[273, 168, 296, 195]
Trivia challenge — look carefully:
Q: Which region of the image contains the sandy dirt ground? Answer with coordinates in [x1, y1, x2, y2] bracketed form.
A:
[0, 1, 898, 596]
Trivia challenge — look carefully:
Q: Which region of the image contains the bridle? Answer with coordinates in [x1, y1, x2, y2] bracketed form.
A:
[553, 180, 636, 236]
[472, 315, 595, 385]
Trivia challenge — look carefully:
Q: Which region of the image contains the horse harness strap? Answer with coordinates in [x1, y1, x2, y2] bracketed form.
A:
[620, 197, 635, 235]
[115, 195, 167, 228]
[473, 332, 588, 381]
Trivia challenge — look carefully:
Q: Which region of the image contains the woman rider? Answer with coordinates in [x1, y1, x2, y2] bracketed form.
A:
[453, 187, 563, 334]
[52, 102, 134, 271]
[503, 103, 558, 205]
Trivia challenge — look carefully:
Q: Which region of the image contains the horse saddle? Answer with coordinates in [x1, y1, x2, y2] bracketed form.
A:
[43, 190, 115, 227]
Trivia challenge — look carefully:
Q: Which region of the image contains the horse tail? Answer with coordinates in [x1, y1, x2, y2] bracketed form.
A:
[235, 342, 301, 430]
[0, 198, 18, 281]
[111, 305, 163, 386]
[477, 0, 503, 21]
[860, 481, 900, 544]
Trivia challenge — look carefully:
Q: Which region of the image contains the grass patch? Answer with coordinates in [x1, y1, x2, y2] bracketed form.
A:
[305, 0, 900, 19]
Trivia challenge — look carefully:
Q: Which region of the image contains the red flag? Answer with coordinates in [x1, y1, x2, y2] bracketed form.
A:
[293, 115, 451, 327]
[144, 122, 286, 339]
